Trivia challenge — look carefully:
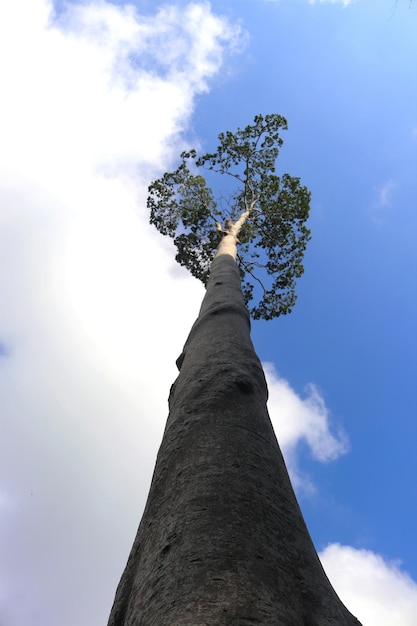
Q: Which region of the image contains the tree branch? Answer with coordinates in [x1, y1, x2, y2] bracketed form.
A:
[237, 253, 268, 295]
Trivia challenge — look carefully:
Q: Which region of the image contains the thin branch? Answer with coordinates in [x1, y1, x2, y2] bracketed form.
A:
[200, 164, 244, 184]
[244, 260, 268, 269]
[237, 253, 268, 295]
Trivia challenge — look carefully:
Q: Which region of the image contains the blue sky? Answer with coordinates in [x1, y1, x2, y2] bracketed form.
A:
[0, 1, 416, 625]
[192, 0, 417, 579]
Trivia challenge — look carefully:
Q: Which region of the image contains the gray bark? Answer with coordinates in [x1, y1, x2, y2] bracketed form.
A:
[108, 254, 361, 625]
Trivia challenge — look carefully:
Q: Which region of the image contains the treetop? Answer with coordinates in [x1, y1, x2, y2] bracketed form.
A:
[148, 113, 311, 320]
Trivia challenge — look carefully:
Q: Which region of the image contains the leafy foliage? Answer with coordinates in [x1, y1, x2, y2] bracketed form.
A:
[148, 114, 311, 320]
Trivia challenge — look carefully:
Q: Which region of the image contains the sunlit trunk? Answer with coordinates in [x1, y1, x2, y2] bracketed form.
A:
[107, 252, 361, 625]
[216, 208, 251, 260]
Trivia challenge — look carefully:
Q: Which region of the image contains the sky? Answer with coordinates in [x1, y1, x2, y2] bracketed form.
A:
[0, 1, 416, 625]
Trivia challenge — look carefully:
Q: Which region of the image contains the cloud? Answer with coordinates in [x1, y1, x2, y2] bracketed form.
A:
[378, 179, 397, 207]
[264, 363, 349, 491]
[320, 543, 417, 625]
[0, 1, 242, 186]
[309, 0, 353, 5]
[264, 0, 353, 5]
[370, 178, 398, 225]
[0, 1, 242, 625]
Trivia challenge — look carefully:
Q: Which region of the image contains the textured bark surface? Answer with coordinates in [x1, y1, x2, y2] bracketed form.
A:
[108, 254, 361, 626]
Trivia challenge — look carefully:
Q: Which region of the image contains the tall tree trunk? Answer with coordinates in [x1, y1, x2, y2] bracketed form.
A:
[108, 253, 361, 626]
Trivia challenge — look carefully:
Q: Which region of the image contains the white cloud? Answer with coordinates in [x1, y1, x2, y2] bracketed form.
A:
[0, 2, 242, 625]
[264, 0, 353, 5]
[309, 0, 353, 5]
[264, 363, 349, 491]
[378, 178, 397, 207]
[320, 544, 417, 626]
[370, 178, 398, 225]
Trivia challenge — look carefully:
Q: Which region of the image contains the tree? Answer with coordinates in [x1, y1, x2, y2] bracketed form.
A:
[107, 116, 362, 625]
[148, 114, 311, 320]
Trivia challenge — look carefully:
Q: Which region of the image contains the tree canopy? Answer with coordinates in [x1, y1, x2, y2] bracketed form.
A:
[148, 113, 311, 320]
